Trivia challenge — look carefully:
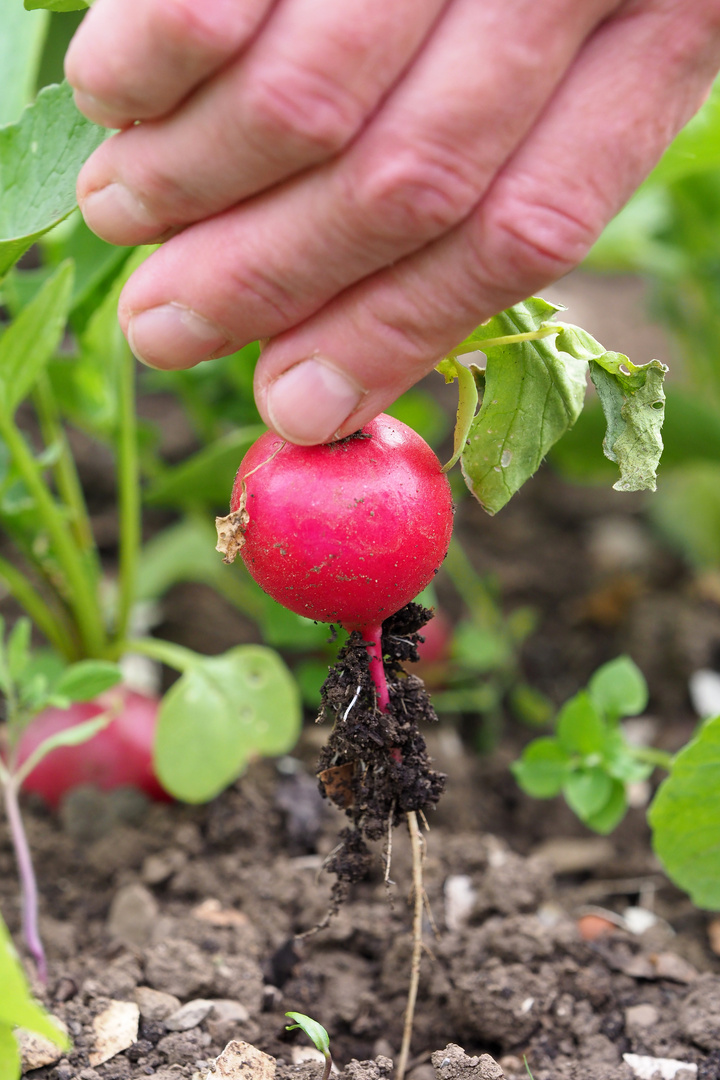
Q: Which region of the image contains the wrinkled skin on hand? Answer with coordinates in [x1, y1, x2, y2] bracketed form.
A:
[67, 0, 720, 445]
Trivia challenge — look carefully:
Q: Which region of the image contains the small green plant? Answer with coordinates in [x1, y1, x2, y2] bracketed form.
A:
[285, 1012, 333, 1080]
[512, 656, 660, 834]
[513, 655, 720, 911]
[0, 617, 123, 978]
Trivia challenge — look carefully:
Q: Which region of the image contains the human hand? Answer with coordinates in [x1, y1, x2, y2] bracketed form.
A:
[67, 0, 720, 445]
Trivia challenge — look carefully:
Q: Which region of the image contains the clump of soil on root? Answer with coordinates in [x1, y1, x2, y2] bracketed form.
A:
[316, 603, 445, 898]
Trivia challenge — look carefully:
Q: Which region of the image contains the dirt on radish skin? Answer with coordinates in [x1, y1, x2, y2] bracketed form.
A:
[217, 415, 454, 630]
[217, 418, 452, 912]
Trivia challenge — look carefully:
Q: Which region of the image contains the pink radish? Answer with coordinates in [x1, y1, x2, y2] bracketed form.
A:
[17, 688, 167, 808]
[218, 414, 453, 710]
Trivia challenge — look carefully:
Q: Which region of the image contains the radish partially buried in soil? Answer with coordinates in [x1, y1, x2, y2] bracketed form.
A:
[17, 689, 167, 809]
[216, 414, 453, 897]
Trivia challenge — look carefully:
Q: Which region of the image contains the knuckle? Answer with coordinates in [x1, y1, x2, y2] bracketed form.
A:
[350, 142, 481, 241]
[481, 187, 600, 287]
[223, 259, 304, 333]
[150, 0, 250, 57]
[245, 63, 364, 157]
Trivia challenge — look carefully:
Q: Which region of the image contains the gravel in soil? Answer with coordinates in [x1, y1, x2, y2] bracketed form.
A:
[2, 730, 720, 1080]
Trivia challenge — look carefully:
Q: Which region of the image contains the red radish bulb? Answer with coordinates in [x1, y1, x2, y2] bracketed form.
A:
[218, 414, 454, 709]
[17, 688, 167, 808]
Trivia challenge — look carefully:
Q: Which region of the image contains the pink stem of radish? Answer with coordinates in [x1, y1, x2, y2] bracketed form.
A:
[4, 780, 46, 982]
[361, 623, 390, 712]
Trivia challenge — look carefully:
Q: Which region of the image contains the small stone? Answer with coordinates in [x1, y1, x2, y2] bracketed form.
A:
[444, 875, 476, 931]
[165, 999, 215, 1031]
[625, 1004, 660, 1032]
[135, 986, 182, 1022]
[88, 1000, 140, 1066]
[432, 1044, 504, 1080]
[622, 1052, 697, 1079]
[205, 1039, 276, 1080]
[16, 1020, 68, 1071]
[145, 939, 214, 998]
[191, 898, 249, 927]
[108, 883, 159, 946]
[210, 1001, 251, 1024]
[142, 849, 186, 885]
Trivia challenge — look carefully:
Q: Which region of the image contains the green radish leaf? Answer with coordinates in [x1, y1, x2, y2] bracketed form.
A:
[583, 778, 627, 835]
[0, 82, 106, 278]
[563, 766, 613, 821]
[154, 646, 301, 803]
[649, 715, 720, 909]
[0, 915, 70, 1045]
[511, 738, 572, 798]
[285, 1012, 331, 1057]
[0, 2, 48, 126]
[7, 618, 31, 683]
[54, 659, 122, 701]
[59, 247, 151, 440]
[602, 730, 653, 783]
[25, 0, 89, 9]
[588, 655, 648, 720]
[555, 326, 666, 492]
[0, 1023, 20, 1080]
[649, 462, 720, 569]
[436, 357, 479, 472]
[145, 426, 266, 509]
[0, 261, 73, 416]
[556, 692, 606, 756]
[459, 298, 587, 514]
[40, 216, 134, 333]
[136, 516, 266, 622]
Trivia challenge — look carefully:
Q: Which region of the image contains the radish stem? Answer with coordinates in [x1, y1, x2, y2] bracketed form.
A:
[4, 780, 46, 983]
[361, 624, 389, 711]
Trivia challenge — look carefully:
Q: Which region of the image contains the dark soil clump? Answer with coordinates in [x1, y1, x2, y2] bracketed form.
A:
[316, 604, 445, 895]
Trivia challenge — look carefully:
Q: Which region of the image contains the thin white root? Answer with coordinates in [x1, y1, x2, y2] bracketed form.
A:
[396, 810, 424, 1080]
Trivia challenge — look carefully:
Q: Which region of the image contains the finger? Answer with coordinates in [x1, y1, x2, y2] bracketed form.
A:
[65, 0, 273, 129]
[252, 0, 720, 443]
[115, 0, 613, 346]
[77, 0, 449, 245]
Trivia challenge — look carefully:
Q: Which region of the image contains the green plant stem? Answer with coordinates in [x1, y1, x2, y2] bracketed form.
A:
[443, 538, 502, 630]
[124, 636, 199, 673]
[449, 325, 560, 356]
[32, 375, 96, 556]
[0, 414, 106, 657]
[629, 745, 674, 772]
[114, 346, 141, 646]
[0, 555, 78, 659]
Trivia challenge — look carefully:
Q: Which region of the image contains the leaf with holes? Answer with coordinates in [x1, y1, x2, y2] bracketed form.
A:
[554, 325, 667, 492]
[154, 646, 301, 802]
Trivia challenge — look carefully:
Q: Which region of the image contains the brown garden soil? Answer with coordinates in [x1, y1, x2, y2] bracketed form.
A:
[5, 459, 720, 1080]
[4, 272, 720, 1080]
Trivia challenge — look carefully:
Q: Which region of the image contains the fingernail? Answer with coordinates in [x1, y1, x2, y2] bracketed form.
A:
[127, 304, 229, 369]
[266, 358, 364, 444]
[80, 182, 160, 241]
